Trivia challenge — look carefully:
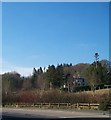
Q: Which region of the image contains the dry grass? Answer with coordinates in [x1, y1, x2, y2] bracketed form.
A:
[3, 89, 111, 104]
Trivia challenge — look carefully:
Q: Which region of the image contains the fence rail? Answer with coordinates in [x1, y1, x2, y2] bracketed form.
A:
[3, 103, 111, 110]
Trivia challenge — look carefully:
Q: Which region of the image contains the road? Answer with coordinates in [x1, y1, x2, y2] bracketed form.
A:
[1, 108, 111, 119]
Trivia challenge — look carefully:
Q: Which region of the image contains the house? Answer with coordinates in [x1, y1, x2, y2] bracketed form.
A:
[73, 77, 87, 87]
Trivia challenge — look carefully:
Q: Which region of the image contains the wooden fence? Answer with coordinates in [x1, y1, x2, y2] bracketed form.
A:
[3, 103, 111, 110]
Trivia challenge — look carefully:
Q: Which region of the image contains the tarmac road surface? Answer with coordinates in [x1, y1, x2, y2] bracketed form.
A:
[1, 108, 111, 119]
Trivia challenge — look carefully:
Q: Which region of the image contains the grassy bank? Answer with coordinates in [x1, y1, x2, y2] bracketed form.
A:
[3, 89, 111, 103]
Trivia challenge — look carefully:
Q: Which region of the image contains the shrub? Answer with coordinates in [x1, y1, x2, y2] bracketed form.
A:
[99, 98, 110, 111]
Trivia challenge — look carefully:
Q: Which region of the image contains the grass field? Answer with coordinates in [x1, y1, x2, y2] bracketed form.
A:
[80, 88, 110, 95]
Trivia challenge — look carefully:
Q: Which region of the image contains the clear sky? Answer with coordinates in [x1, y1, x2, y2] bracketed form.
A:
[2, 2, 109, 76]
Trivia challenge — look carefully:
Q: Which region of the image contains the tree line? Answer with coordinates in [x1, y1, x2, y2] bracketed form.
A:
[2, 59, 111, 94]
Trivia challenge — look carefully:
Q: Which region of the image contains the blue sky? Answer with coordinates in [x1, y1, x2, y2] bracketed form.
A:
[2, 2, 109, 76]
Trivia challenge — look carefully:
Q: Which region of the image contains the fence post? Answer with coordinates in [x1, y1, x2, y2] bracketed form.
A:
[77, 103, 79, 109]
[58, 103, 60, 108]
[88, 103, 90, 109]
[67, 103, 69, 108]
[49, 103, 51, 108]
[41, 103, 43, 108]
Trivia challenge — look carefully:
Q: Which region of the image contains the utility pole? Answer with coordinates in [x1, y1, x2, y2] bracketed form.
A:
[94, 53, 99, 68]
